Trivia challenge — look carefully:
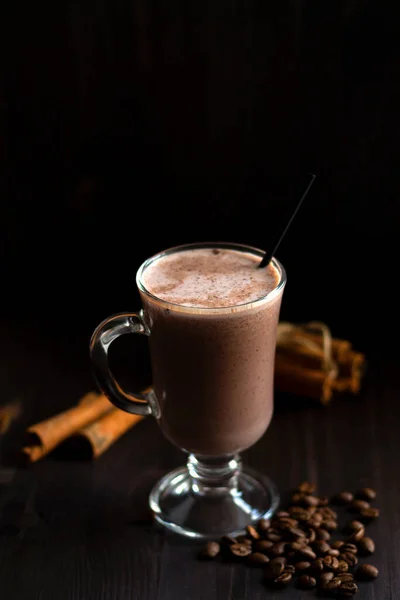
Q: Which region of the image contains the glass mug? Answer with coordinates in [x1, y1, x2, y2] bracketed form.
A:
[89, 242, 286, 539]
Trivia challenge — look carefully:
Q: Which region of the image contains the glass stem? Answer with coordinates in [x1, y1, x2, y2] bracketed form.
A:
[187, 454, 242, 496]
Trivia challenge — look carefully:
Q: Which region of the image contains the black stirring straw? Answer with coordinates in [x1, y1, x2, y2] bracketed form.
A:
[258, 173, 316, 268]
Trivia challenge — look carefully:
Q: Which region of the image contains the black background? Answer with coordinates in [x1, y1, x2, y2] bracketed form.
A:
[2, 0, 400, 357]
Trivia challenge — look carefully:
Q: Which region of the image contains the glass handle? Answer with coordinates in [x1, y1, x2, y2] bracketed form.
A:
[89, 312, 154, 416]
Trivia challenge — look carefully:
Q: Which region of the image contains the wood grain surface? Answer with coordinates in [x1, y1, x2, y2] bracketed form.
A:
[0, 320, 399, 599]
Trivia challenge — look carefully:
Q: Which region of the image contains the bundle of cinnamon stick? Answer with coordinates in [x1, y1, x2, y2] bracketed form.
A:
[22, 392, 145, 464]
[21, 321, 365, 463]
[275, 321, 366, 405]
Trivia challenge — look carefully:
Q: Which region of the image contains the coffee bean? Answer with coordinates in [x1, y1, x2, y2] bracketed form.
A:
[324, 578, 343, 592]
[344, 520, 364, 534]
[337, 581, 359, 596]
[257, 518, 270, 532]
[277, 517, 300, 529]
[355, 563, 379, 580]
[270, 542, 287, 557]
[236, 535, 252, 545]
[310, 558, 325, 574]
[327, 548, 340, 557]
[349, 527, 365, 542]
[331, 491, 354, 505]
[318, 495, 329, 507]
[247, 552, 270, 566]
[341, 543, 358, 554]
[349, 499, 370, 513]
[316, 528, 331, 541]
[337, 572, 354, 582]
[275, 511, 290, 519]
[287, 527, 307, 541]
[284, 564, 295, 574]
[307, 517, 323, 530]
[297, 481, 316, 494]
[275, 517, 298, 530]
[360, 507, 380, 522]
[337, 560, 349, 573]
[319, 507, 338, 521]
[265, 532, 282, 542]
[291, 541, 308, 551]
[199, 541, 220, 559]
[230, 543, 252, 558]
[345, 521, 364, 541]
[355, 487, 376, 501]
[270, 556, 287, 566]
[254, 539, 273, 553]
[295, 561, 311, 573]
[246, 525, 260, 540]
[321, 519, 338, 531]
[296, 547, 317, 561]
[319, 572, 334, 586]
[297, 575, 316, 589]
[331, 540, 345, 550]
[339, 552, 358, 567]
[323, 555, 340, 571]
[306, 528, 316, 543]
[264, 527, 282, 543]
[302, 495, 320, 508]
[273, 571, 293, 587]
[288, 507, 311, 521]
[313, 540, 331, 556]
[357, 536, 375, 556]
[264, 560, 285, 579]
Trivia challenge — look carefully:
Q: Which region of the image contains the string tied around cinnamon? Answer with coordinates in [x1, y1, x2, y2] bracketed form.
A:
[277, 320, 338, 379]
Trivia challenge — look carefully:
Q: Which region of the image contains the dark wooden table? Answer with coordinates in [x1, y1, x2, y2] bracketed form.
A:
[0, 318, 399, 600]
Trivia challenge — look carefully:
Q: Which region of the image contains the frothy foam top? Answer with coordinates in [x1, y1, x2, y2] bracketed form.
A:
[141, 248, 280, 308]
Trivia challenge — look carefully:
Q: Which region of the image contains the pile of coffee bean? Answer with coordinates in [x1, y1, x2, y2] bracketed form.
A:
[198, 483, 379, 596]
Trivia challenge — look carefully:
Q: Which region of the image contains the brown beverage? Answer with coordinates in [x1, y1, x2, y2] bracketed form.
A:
[139, 246, 284, 456]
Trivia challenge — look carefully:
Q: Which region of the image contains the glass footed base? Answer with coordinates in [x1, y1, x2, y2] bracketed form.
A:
[149, 461, 279, 540]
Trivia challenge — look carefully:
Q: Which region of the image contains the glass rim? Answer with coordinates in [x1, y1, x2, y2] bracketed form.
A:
[136, 242, 287, 314]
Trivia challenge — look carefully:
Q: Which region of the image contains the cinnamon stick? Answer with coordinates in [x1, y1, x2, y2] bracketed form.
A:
[297, 332, 352, 363]
[276, 336, 353, 372]
[275, 348, 325, 372]
[338, 350, 366, 378]
[274, 359, 338, 405]
[70, 408, 144, 459]
[275, 343, 366, 402]
[22, 392, 113, 463]
[332, 377, 360, 394]
[0, 399, 22, 435]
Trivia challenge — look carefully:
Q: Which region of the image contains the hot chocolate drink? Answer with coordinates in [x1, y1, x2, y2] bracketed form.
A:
[90, 242, 287, 538]
[140, 246, 284, 456]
